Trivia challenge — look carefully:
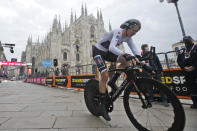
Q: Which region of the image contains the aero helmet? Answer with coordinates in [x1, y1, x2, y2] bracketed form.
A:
[120, 19, 141, 32]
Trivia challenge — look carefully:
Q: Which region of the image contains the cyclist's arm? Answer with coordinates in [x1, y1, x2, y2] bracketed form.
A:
[109, 31, 124, 56]
[127, 38, 141, 56]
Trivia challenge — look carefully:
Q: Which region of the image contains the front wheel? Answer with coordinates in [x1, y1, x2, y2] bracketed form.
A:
[123, 77, 185, 131]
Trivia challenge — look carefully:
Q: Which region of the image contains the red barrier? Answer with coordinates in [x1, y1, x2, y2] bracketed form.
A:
[26, 77, 46, 85]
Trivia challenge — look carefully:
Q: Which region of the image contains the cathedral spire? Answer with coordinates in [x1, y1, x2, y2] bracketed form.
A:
[109, 20, 112, 32]
[27, 35, 32, 45]
[37, 36, 40, 44]
[70, 9, 73, 25]
[58, 15, 62, 33]
[65, 21, 68, 29]
[81, 4, 84, 16]
[85, 3, 87, 16]
[52, 15, 58, 31]
[75, 12, 77, 21]
[100, 9, 103, 21]
[97, 8, 99, 20]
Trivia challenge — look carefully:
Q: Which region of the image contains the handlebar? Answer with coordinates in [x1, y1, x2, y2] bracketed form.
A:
[108, 66, 140, 73]
[109, 46, 156, 74]
[109, 56, 153, 73]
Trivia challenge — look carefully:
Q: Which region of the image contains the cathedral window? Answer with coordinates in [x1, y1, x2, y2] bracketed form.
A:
[90, 25, 95, 38]
[63, 52, 67, 61]
[76, 44, 79, 52]
[76, 53, 80, 61]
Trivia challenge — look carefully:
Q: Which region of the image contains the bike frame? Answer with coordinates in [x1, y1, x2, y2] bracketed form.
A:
[110, 68, 138, 102]
[110, 67, 148, 108]
[111, 79, 129, 102]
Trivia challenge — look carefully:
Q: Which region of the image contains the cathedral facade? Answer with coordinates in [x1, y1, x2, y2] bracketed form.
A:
[25, 5, 113, 76]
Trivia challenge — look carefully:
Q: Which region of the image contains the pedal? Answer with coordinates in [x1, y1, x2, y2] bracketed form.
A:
[106, 103, 113, 112]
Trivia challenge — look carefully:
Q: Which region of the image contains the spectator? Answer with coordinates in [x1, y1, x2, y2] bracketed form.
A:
[177, 36, 197, 109]
[61, 64, 69, 75]
[141, 44, 169, 107]
[55, 68, 60, 76]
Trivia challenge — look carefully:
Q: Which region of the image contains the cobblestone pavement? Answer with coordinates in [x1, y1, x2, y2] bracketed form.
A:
[0, 81, 196, 131]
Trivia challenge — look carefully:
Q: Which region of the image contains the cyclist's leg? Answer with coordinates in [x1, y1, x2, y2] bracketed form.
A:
[99, 71, 108, 93]
[93, 50, 111, 120]
[104, 52, 121, 91]
[108, 54, 132, 87]
[118, 54, 133, 68]
[98, 71, 111, 121]
[92, 46, 108, 93]
[93, 55, 108, 93]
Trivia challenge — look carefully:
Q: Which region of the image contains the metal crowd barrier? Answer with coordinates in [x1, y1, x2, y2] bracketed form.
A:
[25, 68, 193, 99]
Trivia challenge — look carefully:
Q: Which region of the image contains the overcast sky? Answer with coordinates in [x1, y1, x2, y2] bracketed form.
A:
[0, 0, 196, 62]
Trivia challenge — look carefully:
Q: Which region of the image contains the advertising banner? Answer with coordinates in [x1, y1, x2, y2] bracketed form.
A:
[0, 62, 27, 66]
[162, 69, 190, 97]
[71, 75, 96, 88]
[26, 77, 46, 85]
[137, 69, 192, 97]
[40, 77, 46, 85]
[55, 76, 68, 87]
[45, 77, 53, 85]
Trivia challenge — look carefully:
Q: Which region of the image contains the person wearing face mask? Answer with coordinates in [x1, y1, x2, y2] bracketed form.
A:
[177, 36, 197, 109]
[141, 44, 169, 107]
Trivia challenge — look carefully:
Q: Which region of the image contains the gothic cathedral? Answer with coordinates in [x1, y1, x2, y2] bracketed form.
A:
[25, 5, 113, 76]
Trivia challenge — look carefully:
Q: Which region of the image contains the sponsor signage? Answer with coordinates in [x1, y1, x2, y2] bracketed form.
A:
[162, 70, 190, 97]
[45, 77, 53, 85]
[27, 63, 32, 66]
[71, 75, 96, 88]
[42, 60, 52, 67]
[137, 69, 192, 97]
[26, 77, 46, 85]
[55, 76, 68, 86]
[0, 62, 27, 66]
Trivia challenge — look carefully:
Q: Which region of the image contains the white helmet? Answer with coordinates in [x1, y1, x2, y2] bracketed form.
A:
[120, 19, 141, 32]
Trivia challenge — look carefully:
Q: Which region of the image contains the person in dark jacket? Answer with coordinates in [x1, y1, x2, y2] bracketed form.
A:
[177, 36, 197, 109]
[141, 44, 169, 107]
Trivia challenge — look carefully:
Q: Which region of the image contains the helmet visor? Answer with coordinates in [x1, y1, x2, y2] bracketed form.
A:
[129, 23, 140, 32]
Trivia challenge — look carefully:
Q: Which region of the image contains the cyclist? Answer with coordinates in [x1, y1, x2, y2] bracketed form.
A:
[92, 19, 142, 121]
